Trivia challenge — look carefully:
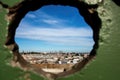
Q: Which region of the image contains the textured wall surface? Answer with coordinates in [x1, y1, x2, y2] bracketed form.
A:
[0, 0, 120, 80]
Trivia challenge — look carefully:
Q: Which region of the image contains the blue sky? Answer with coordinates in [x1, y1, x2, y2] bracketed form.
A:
[15, 5, 94, 53]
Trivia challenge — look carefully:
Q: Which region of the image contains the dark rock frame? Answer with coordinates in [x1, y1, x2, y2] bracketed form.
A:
[1, 0, 102, 79]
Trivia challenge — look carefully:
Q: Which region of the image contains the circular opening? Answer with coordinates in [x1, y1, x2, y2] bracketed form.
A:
[15, 5, 94, 74]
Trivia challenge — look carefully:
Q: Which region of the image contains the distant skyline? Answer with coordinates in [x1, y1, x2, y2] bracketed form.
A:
[15, 5, 94, 53]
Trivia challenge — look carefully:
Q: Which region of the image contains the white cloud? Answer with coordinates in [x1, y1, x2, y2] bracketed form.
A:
[24, 11, 68, 26]
[16, 23, 94, 47]
[16, 23, 92, 36]
[42, 19, 59, 25]
[26, 13, 36, 18]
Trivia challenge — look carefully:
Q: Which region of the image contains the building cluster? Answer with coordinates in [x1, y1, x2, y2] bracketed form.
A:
[21, 52, 89, 64]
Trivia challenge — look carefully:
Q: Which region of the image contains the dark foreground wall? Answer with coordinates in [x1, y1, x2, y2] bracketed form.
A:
[0, 0, 120, 80]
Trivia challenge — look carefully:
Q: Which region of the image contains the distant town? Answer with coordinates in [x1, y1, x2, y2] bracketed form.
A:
[21, 51, 89, 64]
[21, 51, 89, 74]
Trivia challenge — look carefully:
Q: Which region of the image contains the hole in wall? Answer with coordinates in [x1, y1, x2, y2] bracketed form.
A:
[4, 0, 102, 79]
[15, 5, 94, 74]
